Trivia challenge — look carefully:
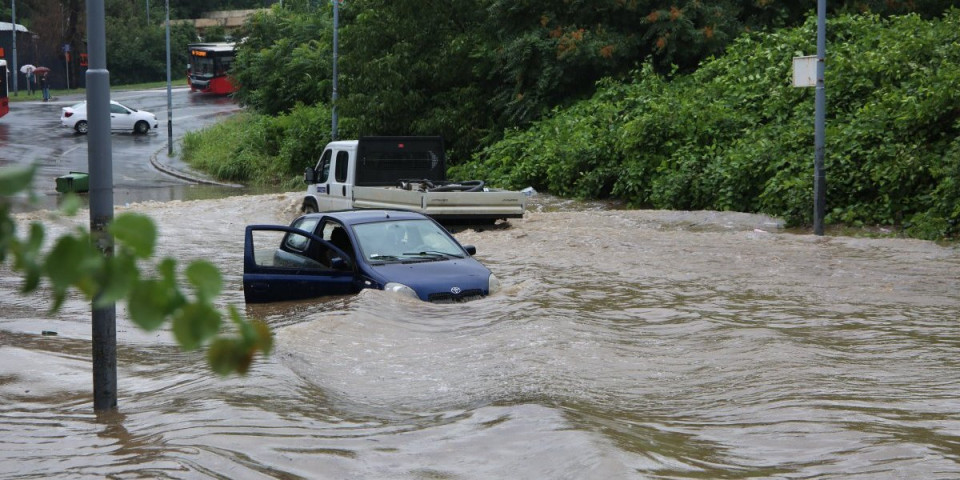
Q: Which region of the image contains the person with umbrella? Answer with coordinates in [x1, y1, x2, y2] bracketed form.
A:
[20, 64, 35, 95]
[35, 66, 50, 101]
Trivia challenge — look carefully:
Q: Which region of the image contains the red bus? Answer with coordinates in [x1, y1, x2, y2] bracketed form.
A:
[0, 59, 9, 118]
[187, 42, 237, 95]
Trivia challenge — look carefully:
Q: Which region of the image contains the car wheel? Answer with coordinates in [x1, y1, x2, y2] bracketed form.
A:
[75, 120, 89, 135]
[134, 121, 150, 135]
[302, 201, 319, 214]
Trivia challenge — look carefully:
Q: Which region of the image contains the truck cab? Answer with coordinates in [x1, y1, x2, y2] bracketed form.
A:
[304, 140, 359, 212]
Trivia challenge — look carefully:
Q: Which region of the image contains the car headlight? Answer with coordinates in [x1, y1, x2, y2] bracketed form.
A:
[384, 282, 419, 299]
[488, 273, 501, 295]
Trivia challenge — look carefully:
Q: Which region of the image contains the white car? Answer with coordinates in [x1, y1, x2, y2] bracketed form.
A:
[60, 100, 159, 135]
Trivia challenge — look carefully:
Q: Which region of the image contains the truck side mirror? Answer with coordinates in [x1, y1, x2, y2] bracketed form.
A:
[304, 167, 316, 184]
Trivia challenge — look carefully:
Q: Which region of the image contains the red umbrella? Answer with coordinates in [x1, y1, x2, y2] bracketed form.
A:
[33, 66, 51, 75]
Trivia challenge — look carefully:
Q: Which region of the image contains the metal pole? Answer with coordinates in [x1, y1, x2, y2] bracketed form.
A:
[165, 0, 172, 155]
[331, 0, 338, 140]
[813, 0, 827, 236]
[86, 0, 117, 411]
[11, 0, 17, 95]
[146, 0, 150, 24]
[64, 48, 70, 90]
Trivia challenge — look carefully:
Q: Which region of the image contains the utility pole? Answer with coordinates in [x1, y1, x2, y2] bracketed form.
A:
[331, 0, 339, 140]
[86, 0, 117, 411]
[165, 0, 172, 155]
[11, 0, 17, 95]
[813, 0, 827, 235]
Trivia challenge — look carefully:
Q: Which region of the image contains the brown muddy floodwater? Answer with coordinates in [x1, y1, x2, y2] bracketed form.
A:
[1, 193, 959, 479]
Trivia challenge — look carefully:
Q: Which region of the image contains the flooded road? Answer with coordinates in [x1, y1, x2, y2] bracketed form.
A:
[2, 193, 959, 479]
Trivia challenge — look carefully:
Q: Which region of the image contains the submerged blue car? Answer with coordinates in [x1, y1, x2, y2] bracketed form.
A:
[243, 209, 500, 303]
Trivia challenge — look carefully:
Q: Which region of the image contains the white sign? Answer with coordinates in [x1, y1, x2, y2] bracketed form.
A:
[793, 55, 817, 88]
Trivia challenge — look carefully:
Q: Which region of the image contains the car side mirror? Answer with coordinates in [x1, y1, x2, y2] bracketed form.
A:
[304, 167, 316, 184]
[463, 245, 476, 256]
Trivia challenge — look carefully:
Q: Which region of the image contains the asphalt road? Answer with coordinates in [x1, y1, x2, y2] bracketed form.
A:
[0, 87, 245, 212]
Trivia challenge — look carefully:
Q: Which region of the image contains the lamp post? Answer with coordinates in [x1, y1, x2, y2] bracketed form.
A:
[331, 0, 339, 140]
[165, 0, 172, 155]
[10, 0, 17, 95]
[86, 0, 117, 411]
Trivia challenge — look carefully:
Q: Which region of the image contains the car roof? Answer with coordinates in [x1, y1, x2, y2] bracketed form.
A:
[69, 100, 123, 106]
[299, 209, 429, 226]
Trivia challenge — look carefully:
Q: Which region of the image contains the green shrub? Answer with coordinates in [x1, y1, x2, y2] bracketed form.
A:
[458, 10, 960, 239]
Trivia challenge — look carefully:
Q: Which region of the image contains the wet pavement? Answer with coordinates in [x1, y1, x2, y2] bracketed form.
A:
[0, 87, 246, 212]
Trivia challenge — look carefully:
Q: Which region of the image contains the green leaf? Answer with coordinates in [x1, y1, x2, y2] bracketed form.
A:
[172, 302, 222, 351]
[16, 223, 45, 294]
[128, 279, 175, 330]
[58, 194, 82, 216]
[43, 233, 103, 305]
[206, 337, 250, 376]
[252, 319, 274, 356]
[127, 260, 186, 331]
[0, 165, 36, 196]
[95, 253, 139, 308]
[110, 213, 157, 258]
[186, 260, 222, 302]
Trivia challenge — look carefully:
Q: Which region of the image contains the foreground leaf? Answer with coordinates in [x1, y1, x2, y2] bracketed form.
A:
[110, 213, 157, 258]
[172, 303, 222, 351]
[186, 260, 222, 303]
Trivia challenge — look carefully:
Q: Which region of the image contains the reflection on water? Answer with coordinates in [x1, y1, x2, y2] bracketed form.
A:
[2, 193, 959, 478]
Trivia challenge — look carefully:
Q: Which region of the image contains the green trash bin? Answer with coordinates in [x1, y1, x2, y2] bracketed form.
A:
[55, 172, 90, 194]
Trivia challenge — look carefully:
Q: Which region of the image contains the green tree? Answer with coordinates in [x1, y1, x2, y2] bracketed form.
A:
[231, 6, 334, 116]
[105, 21, 196, 85]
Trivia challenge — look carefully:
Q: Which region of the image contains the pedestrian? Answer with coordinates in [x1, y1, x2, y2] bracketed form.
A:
[26, 71, 34, 95]
[40, 73, 49, 102]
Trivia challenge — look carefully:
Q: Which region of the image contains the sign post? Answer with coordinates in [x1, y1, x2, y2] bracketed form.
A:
[331, 0, 340, 141]
[792, 1, 827, 236]
[63, 44, 71, 89]
[813, 0, 826, 236]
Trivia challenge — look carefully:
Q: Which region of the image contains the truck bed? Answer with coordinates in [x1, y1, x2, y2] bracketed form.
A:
[352, 186, 526, 222]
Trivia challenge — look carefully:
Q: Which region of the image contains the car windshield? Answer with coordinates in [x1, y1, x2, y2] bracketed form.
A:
[353, 219, 463, 263]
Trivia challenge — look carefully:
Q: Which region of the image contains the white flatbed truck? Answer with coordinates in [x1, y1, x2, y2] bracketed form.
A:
[302, 136, 526, 223]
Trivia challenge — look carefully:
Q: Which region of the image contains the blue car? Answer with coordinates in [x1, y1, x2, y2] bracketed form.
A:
[243, 209, 501, 303]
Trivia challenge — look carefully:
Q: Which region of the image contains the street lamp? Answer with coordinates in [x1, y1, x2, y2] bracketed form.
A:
[331, 0, 339, 140]
[165, 0, 172, 155]
[10, 0, 17, 95]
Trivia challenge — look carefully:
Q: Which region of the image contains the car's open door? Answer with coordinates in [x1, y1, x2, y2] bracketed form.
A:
[243, 225, 357, 303]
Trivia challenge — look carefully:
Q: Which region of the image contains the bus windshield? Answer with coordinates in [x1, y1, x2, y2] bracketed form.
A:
[187, 43, 237, 95]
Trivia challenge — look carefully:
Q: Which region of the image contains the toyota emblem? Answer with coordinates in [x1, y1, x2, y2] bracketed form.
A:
[450, 287, 462, 295]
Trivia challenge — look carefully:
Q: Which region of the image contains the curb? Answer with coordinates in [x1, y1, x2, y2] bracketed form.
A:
[149, 145, 243, 188]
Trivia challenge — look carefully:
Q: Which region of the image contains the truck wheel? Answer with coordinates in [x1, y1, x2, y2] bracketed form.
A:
[302, 201, 318, 214]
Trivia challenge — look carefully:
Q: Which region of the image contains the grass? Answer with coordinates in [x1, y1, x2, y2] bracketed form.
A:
[7, 79, 189, 102]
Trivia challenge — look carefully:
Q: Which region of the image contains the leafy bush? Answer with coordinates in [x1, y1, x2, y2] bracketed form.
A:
[183, 105, 339, 188]
[458, 11, 960, 238]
